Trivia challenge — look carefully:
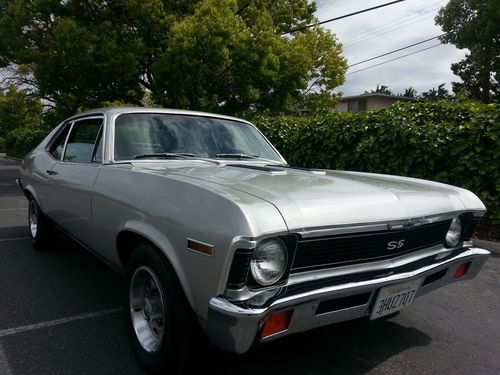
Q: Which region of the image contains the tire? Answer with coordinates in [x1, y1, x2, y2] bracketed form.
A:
[124, 243, 195, 374]
[28, 198, 54, 251]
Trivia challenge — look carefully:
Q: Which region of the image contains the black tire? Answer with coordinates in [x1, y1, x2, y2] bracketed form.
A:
[124, 243, 195, 374]
[28, 198, 54, 251]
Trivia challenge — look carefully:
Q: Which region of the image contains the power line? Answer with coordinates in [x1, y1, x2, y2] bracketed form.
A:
[343, 13, 437, 47]
[342, 0, 445, 45]
[346, 43, 443, 75]
[283, 0, 406, 34]
[348, 34, 444, 67]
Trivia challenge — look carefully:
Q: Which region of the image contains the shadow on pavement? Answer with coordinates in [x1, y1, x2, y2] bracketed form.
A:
[186, 314, 431, 374]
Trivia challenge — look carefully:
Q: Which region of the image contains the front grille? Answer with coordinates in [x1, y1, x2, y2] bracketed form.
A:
[291, 220, 452, 273]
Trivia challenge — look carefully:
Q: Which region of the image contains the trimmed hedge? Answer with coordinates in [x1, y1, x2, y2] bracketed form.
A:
[253, 101, 500, 220]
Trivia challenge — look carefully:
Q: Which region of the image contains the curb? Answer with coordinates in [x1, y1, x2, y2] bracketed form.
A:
[473, 239, 500, 255]
[4, 156, 22, 162]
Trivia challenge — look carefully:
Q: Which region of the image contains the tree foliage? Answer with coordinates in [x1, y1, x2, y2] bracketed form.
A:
[365, 84, 393, 95]
[421, 83, 453, 101]
[435, 0, 500, 103]
[0, 0, 347, 116]
[402, 87, 418, 98]
[0, 86, 43, 138]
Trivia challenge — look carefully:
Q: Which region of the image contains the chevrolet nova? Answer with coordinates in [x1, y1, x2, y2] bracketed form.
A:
[17, 107, 490, 373]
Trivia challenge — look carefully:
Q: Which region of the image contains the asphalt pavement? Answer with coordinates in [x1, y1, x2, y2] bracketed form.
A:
[0, 155, 499, 375]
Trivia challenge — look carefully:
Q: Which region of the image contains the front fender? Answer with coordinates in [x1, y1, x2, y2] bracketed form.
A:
[119, 220, 195, 309]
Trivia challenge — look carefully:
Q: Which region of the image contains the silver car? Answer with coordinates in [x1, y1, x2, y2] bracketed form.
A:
[17, 107, 490, 372]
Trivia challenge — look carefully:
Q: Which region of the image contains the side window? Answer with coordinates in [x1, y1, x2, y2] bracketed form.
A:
[63, 118, 103, 163]
[49, 123, 71, 160]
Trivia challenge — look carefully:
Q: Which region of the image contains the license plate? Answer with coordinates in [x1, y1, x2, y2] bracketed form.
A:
[370, 279, 422, 320]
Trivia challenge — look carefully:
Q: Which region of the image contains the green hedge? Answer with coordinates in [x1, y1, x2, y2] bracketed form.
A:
[253, 101, 500, 220]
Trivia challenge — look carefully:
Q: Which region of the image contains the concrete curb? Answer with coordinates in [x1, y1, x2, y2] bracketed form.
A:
[473, 239, 500, 255]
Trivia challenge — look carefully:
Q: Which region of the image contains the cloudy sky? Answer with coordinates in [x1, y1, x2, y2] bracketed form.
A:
[316, 0, 466, 96]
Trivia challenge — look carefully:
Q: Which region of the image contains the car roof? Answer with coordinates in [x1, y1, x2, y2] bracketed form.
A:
[67, 107, 252, 124]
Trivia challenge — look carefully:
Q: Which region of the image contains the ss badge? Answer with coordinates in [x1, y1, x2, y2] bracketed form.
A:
[387, 239, 405, 250]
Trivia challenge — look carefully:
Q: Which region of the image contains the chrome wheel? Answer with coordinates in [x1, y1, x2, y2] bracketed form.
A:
[29, 200, 38, 239]
[129, 266, 166, 353]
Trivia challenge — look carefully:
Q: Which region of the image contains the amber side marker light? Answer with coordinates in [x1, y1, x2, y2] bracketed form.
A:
[454, 262, 471, 279]
[261, 310, 294, 339]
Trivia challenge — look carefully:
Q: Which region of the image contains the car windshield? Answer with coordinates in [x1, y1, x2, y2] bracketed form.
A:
[113, 113, 282, 162]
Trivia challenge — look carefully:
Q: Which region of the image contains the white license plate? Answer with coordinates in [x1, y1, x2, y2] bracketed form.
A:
[370, 279, 422, 320]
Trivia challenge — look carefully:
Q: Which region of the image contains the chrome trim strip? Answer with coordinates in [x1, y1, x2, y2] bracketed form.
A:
[296, 211, 469, 238]
[60, 121, 75, 161]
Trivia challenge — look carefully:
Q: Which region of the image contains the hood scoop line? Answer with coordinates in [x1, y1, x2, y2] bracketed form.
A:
[267, 164, 326, 175]
[225, 164, 287, 175]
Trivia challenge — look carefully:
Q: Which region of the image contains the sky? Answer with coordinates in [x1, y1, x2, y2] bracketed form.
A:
[316, 0, 467, 96]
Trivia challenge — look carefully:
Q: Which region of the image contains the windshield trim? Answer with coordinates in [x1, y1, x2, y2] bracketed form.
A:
[108, 111, 287, 164]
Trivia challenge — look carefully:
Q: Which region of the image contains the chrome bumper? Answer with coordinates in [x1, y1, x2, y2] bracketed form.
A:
[207, 247, 490, 354]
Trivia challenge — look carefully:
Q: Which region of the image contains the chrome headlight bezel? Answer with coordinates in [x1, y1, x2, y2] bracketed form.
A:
[445, 216, 462, 248]
[250, 237, 288, 286]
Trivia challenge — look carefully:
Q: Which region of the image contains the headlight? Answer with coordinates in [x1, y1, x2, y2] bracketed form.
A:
[250, 238, 288, 286]
[445, 217, 462, 247]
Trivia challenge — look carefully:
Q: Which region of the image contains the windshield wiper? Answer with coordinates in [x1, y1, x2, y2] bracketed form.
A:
[134, 152, 197, 160]
[216, 153, 260, 159]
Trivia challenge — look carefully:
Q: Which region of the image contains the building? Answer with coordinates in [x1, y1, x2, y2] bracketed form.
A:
[336, 93, 417, 112]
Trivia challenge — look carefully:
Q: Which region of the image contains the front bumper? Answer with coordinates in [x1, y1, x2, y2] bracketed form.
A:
[207, 246, 490, 354]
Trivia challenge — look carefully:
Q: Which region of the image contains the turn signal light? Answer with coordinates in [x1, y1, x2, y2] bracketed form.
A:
[261, 310, 294, 339]
[454, 262, 471, 278]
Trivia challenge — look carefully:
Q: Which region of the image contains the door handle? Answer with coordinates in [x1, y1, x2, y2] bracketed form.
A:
[46, 170, 58, 175]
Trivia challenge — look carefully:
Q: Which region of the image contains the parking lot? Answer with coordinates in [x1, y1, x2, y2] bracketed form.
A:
[0, 155, 499, 375]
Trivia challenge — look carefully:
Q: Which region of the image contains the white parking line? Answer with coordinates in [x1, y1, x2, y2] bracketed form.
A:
[0, 237, 29, 243]
[0, 308, 122, 339]
[0, 343, 13, 375]
[0, 208, 27, 211]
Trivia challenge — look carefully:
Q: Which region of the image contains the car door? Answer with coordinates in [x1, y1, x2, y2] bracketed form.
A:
[25, 122, 71, 213]
[46, 116, 104, 243]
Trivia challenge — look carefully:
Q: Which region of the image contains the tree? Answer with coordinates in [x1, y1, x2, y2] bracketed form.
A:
[435, 0, 500, 103]
[401, 87, 418, 98]
[365, 84, 393, 95]
[421, 83, 453, 101]
[0, 0, 347, 116]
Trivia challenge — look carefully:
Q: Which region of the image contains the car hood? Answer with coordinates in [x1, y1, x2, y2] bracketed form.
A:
[134, 162, 486, 231]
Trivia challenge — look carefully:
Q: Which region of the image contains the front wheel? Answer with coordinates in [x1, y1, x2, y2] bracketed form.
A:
[125, 243, 194, 374]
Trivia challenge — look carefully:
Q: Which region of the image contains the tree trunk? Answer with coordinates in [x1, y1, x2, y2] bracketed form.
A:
[481, 69, 491, 103]
[480, 54, 492, 104]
